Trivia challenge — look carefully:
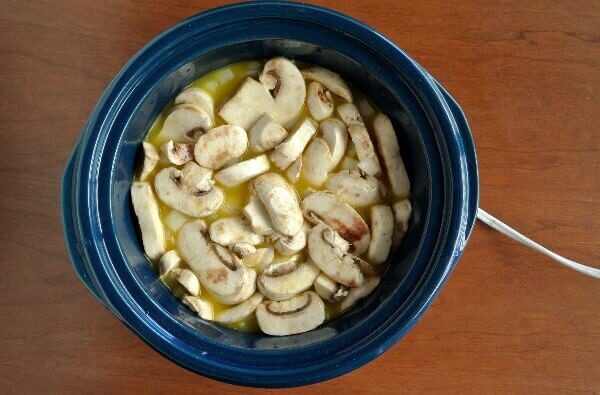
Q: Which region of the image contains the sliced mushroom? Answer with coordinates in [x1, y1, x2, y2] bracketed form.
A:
[154, 162, 224, 217]
[255, 291, 325, 336]
[259, 57, 306, 125]
[302, 138, 331, 186]
[214, 154, 270, 187]
[214, 293, 264, 324]
[130, 182, 165, 260]
[158, 103, 213, 142]
[392, 199, 412, 247]
[373, 114, 410, 198]
[258, 258, 320, 301]
[321, 118, 348, 170]
[249, 114, 288, 153]
[182, 295, 214, 320]
[357, 152, 381, 177]
[218, 77, 274, 129]
[307, 81, 334, 121]
[174, 268, 201, 296]
[314, 273, 349, 302]
[367, 205, 394, 264]
[357, 97, 375, 120]
[273, 224, 307, 256]
[302, 191, 371, 254]
[243, 194, 276, 236]
[242, 247, 274, 273]
[178, 220, 256, 305]
[337, 102, 364, 126]
[161, 140, 194, 165]
[307, 223, 364, 287]
[194, 125, 248, 170]
[340, 276, 380, 312]
[140, 141, 159, 181]
[340, 156, 359, 170]
[230, 242, 257, 260]
[209, 217, 263, 247]
[164, 209, 191, 232]
[174, 87, 214, 118]
[326, 169, 382, 207]
[301, 67, 352, 102]
[270, 117, 317, 170]
[286, 156, 302, 183]
[159, 250, 181, 277]
[347, 124, 381, 176]
[253, 173, 303, 236]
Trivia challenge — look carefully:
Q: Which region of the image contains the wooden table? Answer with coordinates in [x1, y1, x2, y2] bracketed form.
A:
[1, 0, 598, 392]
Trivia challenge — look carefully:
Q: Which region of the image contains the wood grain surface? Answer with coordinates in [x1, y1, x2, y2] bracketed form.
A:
[0, 0, 598, 393]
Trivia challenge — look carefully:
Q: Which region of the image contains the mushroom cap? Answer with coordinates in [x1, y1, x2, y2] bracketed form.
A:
[255, 291, 325, 336]
[307, 81, 334, 121]
[214, 293, 264, 324]
[320, 118, 348, 170]
[302, 138, 331, 186]
[130, 182, 165, 260]
[253, 173, 303, 236]
[209, 217, 263, 247]
[258, 258, 320, 301]
[259, 57, 306, 125]
[161, 140, 194, 165]
[367, 204, 394, 264]
[373, 113, 410, 198]
[326, 169, 382, 207]
[194, 125, 248, 170]
[301, 67, 353, 102]
[158, 103, 213, 143]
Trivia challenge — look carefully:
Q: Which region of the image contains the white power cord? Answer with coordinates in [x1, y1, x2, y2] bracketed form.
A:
[476, 208, 600, 279]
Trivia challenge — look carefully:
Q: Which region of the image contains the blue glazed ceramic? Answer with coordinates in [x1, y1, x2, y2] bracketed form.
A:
[61, 1, 478, 387]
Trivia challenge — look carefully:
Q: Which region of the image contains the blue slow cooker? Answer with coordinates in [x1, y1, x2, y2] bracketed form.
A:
[61, 1, 478, 387]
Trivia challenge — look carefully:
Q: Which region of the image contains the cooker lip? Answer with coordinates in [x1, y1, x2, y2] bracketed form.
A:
[63, 1, 479, 387]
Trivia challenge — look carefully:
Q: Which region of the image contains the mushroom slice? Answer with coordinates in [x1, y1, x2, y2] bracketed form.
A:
[258, 258, 320, 301]
[337, 102, 364, 126]
[302, 191, 371, 254]
[321, 118, 348, 170]
[230, 243, 257, 260]
[253, 173, 303, 236]
[340, 276, 381, 312]
[218, 77, 274, 129]
[182, 295, 214, 320]
[158, 103, 213, 142]
[392, 199, 412, 247]
[130, 182, 165, 260]
[307, 223, 364, 287]
[209, 217, 263, 247]
[175, 87, 214, 118]
[178, 220, 256, 304]
[301, 67, 352, 102]
[347, 124, 381, 176]
[162, 140, 194, 165]
[270, 117, 317, 170]
[367, 205, 394, 264]
[194, 125, 248, 170]
[140, 141, 159, 181]
[164, 209, 191, 232]
[159, 250, 181, 277]
[174, 268, 201, 296]
[326, 169, 382, 207]
[285, 156, 302, 183]
[273, 224, 308, 256]
[357, 97, 375, 120]
[357, 152, 381, 177]
[249, 114, 288, 153]
[214, 155, 270, 187]
[307, 81, 334, 121]
[373, 114, 410, 198]
[314, 273, 349, 302]
[215, 293, 264, 324]
[340, 156, 359, 170]
[154, 162, 224, 217]
[242, 247, 274, 273]
[256, 291, 325, 336]
[243, 194, 276, 236]
[259, 57, 306, 125]
[302, 138, 331, 186]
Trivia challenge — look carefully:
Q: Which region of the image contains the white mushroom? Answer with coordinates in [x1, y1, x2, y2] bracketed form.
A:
[140, 141, 159, 181]
[302, 191, 371, 254]
[326, 169, 382, 207]
[218, 77, 274, 129]
[285, 156, 302, 183]
[270, 117, 317, 170]
[373, 114, 410, 198]
[255, 291, 325, 336]
[313, 273, 349, 302]
[337, 102, 364, 126]
[367, 205, 394, 264]
[214, 155, 270, 187]
[249, 114, 288, 153]
[175, 87, 214, 118]
[130, 182, 165, 260]
[302, 138, 331, 186]
[182, 295, 214, 320]
[357, 152, 381, 177]
[301, 67, 352, 102]
[307, 81, 334, 121]
[164, 209, 191, 232]
[154, 162, 224, 217]
[357, 97, 375, 120]
[392, 199, 412, 247]
[258, 258, 320, 301]
[158, 103, 213, 142]
[340, 276, 380, 312]
[320, 118, 348, 170]
[215, 293, 264, 324]
[159, 250, 181, 277]
[347, 124, 381, 176]
[259, 57, 306, 125]
[230, 243, 257, 260]
[161, 140, 194, 165]
[243, 194, 276, 236]
[242, 247, 274, 273]
[307, 223, 364, 287]
[209, 217, 263, 247]
[194, 125, 248, 170]
[273, 224, 308, 256]
[252, 173, 303, 236]
[174, 268, 201, 296]
[340, 156, 359, 170]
